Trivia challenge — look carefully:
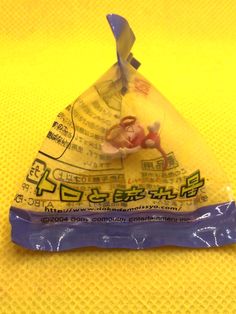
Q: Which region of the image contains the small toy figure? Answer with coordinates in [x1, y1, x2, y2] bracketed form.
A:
[102, 116, 168, 170]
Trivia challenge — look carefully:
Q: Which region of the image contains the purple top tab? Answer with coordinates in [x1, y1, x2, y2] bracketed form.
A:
[106, 14, 135, 61]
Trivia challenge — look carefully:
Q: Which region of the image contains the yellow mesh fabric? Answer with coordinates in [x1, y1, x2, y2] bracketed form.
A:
[0, 1, 236, 313]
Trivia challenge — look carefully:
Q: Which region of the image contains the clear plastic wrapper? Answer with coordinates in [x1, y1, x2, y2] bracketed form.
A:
[10, 14, 236, 251]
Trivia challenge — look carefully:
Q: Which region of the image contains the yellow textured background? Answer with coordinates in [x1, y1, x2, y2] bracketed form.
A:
[1, 0, 236, 313]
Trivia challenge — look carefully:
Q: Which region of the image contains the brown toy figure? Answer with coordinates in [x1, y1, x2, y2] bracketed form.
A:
[102, 116, 168, 170]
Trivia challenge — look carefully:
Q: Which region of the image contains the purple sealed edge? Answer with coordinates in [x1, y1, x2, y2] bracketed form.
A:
[10, 201, 236, 251]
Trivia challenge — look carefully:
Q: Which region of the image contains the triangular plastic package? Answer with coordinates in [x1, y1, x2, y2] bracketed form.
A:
[10, 14, 236, 251]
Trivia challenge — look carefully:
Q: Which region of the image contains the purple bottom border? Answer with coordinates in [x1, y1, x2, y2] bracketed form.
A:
[10, 201, 236, 251]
